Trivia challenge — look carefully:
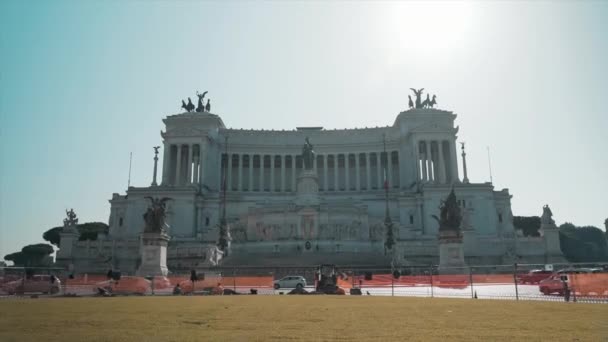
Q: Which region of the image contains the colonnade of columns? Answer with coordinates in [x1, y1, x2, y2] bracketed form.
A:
[162, 143, 206, 186]
[220, 151, 400, 192]
[416, 140, 456, 183]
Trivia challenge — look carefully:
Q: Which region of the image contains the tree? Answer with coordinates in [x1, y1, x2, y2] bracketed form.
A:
[559, 223, 608, 262]
[77, 222, 109, 241]
[513, 216, 541, 237]
[42, 226, 62, 247]
[4, 243, 54, 267]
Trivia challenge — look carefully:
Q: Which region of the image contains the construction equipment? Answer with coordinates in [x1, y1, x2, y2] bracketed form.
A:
[315, 264, 345, 295]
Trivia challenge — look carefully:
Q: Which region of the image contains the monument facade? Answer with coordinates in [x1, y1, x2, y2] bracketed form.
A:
[56, 90, 564, 274]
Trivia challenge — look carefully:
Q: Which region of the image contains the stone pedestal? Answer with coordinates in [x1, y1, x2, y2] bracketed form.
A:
[56, 228, 79, 266]
[296, 169, 320, 206]
[438, 231, 466, 270]
[540, 223, 565, 263]
[137, 232, 170, 277]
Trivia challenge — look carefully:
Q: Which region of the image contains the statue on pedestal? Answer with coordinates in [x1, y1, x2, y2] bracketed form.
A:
[64, 208, 78, 228]
[196, 91, 208, 113]
[181, 98, 195, 113]
[541, 204, 555, 225]
[143, 197, 171, 234]
[302, 137, 315, 170]
[433, 189, 462, 234]
[410, 88, 424, 109]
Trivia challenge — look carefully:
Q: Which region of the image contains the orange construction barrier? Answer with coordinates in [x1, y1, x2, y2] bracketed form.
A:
[569, 273, 608, 296]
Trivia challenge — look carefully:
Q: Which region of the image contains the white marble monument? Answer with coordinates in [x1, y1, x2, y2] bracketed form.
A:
[55, 90, 565, 273]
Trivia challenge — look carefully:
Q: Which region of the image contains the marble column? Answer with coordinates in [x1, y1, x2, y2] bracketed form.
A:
[187, 144, 194, 184]
[425, 140, 432, 182]
[248, 154, 254, 191]
[366, 153, 371, 190]
[355, 153, 361, 191]
[227, 153, 232, 191]
[291, 155, 296, 191]
[376, 152, 382, 190]
[415, 141, 421, 181]
[449, 140, 459, 182]
[199, 143, 205, 185]
[345, 154, 350, 191]
[438, 141, 446, 184]
[323, 154, 328, 191]
[192, 155, 199, 185]
[236, 153, 243, 191]
[281, 155, 286, 192]
[387, 151, 393, 188]
[259, 154, 264, 192]
[161, 143, 170, 185]
[247, 154, 253, 191]
[270, 155, 275, 192]
[175, 145, 182, 186]
[334, 154, 339, 191]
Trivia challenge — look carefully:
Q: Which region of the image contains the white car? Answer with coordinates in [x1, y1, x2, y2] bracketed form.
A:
[273, 276, 306, 289]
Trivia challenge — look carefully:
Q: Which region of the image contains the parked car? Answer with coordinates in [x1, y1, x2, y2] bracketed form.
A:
[517, 269, 553, 284]
[274, 276, 306, 289]
[539, 268, 598, 295]
[4, 275, 61, 295]
[94, 276, 150, 295]
[556, 268, 593, 274]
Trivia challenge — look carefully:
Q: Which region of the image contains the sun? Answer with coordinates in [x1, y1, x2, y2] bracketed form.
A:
[379, 2, 476, 59]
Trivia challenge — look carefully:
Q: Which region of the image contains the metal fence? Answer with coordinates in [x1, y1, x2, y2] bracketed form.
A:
[1, 263, 607, 303]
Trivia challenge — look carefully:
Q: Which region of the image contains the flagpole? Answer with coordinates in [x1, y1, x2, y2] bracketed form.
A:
[383, 134, 395, 259]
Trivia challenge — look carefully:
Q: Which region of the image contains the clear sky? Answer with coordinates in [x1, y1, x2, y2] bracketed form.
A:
[1, 1, 607, 259]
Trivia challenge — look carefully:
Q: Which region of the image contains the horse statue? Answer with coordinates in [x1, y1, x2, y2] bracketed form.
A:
[429, 95, 437, 108]
[181, 98, 195, 113]
[422, 94, 431, 108]
[196, 91, 208, 112]
[186, 98, 195, 112]
[410, 88, 424, 108]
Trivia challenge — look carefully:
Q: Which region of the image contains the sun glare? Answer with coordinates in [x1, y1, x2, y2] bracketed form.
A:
[379, 2, 476, 61]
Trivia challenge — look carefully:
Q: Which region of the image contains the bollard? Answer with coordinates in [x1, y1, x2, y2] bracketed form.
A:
[469, 267, 474, 299]
[513, 263, 519, 301]
[429, 266, 434, 298]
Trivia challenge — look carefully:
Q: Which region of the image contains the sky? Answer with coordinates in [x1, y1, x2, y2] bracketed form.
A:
[1, 1, 607, 260]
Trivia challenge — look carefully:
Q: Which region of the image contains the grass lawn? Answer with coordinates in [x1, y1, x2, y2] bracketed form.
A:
[0, 296, 606, 341]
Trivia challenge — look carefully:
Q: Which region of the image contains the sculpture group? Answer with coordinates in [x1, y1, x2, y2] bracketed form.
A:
[302, 137, 315, 170]
[433, 189, 462, 234]
[143, 197, 171, 234]
[409, 88, 437, 109]
[63, 208, 78, 228]
[541, 204, 555, 225]
[181, 91, 211, 113]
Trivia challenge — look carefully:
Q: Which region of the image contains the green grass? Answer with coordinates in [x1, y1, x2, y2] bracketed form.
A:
[0, 296, 606, 341]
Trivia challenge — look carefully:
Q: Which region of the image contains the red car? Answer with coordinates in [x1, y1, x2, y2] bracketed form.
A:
[538, 269, 593, 295]
[95, 276, 150, 295]
[517, 269, 553, 284]
[3, 275, 61, 295]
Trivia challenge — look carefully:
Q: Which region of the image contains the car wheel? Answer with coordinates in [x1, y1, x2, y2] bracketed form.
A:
[541, 287, 550, 295]
[274, 283, 280, 290]
[296, 283, 303, 289]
